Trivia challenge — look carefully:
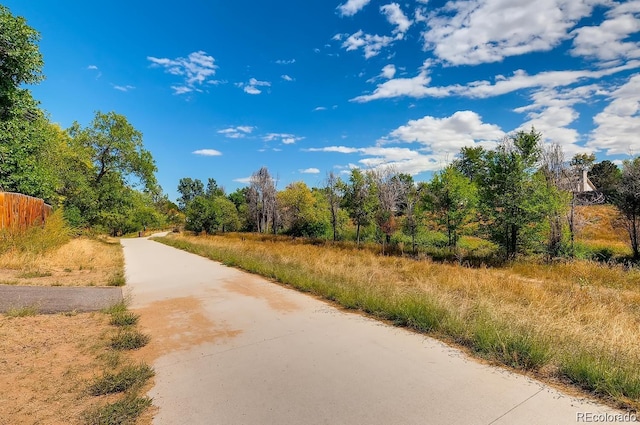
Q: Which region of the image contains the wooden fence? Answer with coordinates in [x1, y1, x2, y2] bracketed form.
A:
[0, 192, 52, 230]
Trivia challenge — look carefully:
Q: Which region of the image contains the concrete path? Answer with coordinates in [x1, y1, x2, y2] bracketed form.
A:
[122, 236, 631, 425]
[0, 285, 122, 313]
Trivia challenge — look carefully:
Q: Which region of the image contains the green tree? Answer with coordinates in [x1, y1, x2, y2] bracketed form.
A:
[424, 165, 478, 248]
[205, 178, 224, 198]
[342, 169, 377, 245]
[185, 195, 239, 234]
[612, 158, 640, 259]
[212, 196, 240, 232]
[324, 172, 343, 241]
[400, 177, 423, 255]
[453, 146, 486, 182]
[67, 111, 158, 234]
[539, 142, 571, 258]
[0, 5, 44, 117]
[69, 111, 157, 190]
[569, 153, 596, 172]
[0, 7, 57, 201]
[476, 129, 553, 259]
[177, 177, 204, 210]
[228, 187, 250, 231]
[185, 196, 212, 233]
[0, 112, 61, 202]
[590, 160, 621, 202]
[277, 181, 327, 238]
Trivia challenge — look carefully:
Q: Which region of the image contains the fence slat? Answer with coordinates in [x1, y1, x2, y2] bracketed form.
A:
[0, 192, 52, 230]
[0, 192, 4, 229]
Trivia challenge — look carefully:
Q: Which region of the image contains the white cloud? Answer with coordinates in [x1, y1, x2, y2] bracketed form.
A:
[337, 0, 371, 17]
[513, 85, 605, 156]
[234, 177, 252, 184]
[570, 1, 640, 65]
[388, 110, 504, 154]
[308, 111, 504, 175]
[342, 30, 395, 59]
[264, 133, 304, 144]
[309, 145, 444, 175]
[218, 126, 255, 139]
[192, 149, 222, 156]
[352, 60, 448, 101]
[171, 86, 193, 95]
[382, 64, 396, 79]
[249, 78, 270, 87]
[300, 168, 321, 174]
[353, 60, 640, 102]
[244, 86, 262, 95]
[306, 146, 359, 154]
[148, 51, 218, 95]
[588, 73, 640, 155]
[380, 3, 412, 36]
[238, 78, 271, 95]
[314, 106, 327, 111]
[423, 0, 606, 66]
[87, 65, 98, 70]
[113, 84, 135, 92]
[275, 59, 296, 64]
[281, 74, 294, 81]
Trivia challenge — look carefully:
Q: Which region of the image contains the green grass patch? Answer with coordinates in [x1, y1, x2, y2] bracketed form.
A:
[88, 363, 154, 396]
[560, 351, 640, 401]
[83, 393, 152, 425]
[470, 317, 551, 370]
[107, 271, 126, 287]
[17, 270, 53, 278]
[101, 301, 128, 315]
[110, 330, 150, 351]
[109, 311, 139, 327]
[5, 306, 39, 317]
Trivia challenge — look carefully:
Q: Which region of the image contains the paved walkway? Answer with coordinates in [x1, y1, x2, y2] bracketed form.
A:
[0, 285, 123, 313]
[122, 236, 629, 425]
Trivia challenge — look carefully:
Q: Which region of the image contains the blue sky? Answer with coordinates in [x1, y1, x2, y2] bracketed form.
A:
[6, 0, 640, 201]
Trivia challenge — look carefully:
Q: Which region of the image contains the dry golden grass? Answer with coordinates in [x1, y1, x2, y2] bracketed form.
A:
[0, 237, 124, 287]
[159, 232, 640, 410]
[576, 205, 627, 243]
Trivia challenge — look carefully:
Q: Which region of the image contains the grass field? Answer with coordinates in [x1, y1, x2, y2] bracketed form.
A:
[156, 230, 640, 412]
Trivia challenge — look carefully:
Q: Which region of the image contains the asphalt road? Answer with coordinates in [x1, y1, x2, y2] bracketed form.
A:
[122, 235, 629, 425]
[0, 285, 122, 313]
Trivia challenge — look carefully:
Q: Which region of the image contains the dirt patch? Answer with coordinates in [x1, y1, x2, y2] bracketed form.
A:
[0, 313, 111, 425]
[223, 276, 301, 313]
[132, 297, 242, 363]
